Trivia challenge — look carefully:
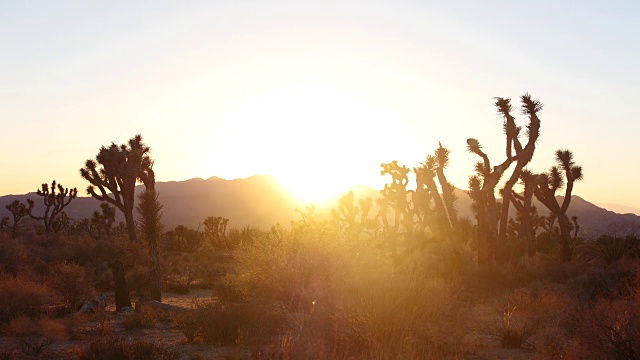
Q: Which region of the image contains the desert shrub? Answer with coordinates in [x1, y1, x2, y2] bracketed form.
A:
[122, 308, 157, 330]
[63, 313, 88, 340]
[48, 261, 94, 310]
[5, 316, 66, 356]
[0, 236, 30, 275]
[78, 336, 180, 360]
[578, 235, 640, 267]
[174, 301, 272, 345]
[162, 225, 205, 254]
[227, 225, 262, 248]
[0, 274, 57, 322]
[231, 219, 470, 358]
[163, 280, 190, 294]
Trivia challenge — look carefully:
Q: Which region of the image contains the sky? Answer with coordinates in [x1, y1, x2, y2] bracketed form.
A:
[1, 1, 639, 208]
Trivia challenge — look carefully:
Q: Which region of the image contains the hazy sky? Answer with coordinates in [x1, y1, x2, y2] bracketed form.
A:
[1, 1, 639, 207]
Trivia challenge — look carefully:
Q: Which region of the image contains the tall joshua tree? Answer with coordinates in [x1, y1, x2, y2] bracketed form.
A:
[534, 150, 583, 262]
[467, 94, 542, 265]
[27, 181, 78, 236]
[80, 134, 155, 310]
[80, 134, 154, 243]
[496, 95, 542, 261]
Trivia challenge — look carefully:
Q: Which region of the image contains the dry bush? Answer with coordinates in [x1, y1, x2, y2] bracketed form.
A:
[63, 313, 88, 340]
[0, 273, 57, 323]
[0, 236, 30, 275]
[474, 286, 571, 352]
[78, 336, 180, 360]
[174, 301, 275, 345]
[48, 261, 94, 310]
[5, 316, 66, 356]
[122, 308, 157, 330]
[229, 221, 471, 358]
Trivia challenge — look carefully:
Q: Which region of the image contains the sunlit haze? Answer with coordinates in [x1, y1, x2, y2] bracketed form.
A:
[1, 1, 638, 208]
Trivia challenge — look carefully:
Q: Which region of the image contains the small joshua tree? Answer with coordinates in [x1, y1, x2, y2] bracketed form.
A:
[203, 216, 229, 250]
[87, 203, 118, 241]
[331, 191, 375, 239]
[4, 200, 30, 238]
[533, 150, 583, 262]
[27, 181, 77, 236]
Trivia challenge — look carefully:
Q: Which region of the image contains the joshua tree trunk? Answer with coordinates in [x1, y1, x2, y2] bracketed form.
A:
[110, 260, 131, 311]
[124, 210, 137, 243]
[558, 215, 572, 262]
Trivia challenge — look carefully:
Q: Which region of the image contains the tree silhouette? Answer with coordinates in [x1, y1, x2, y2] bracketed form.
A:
[508, 169, 539, 255]
[27, 181, 77, 236]
[78, 203, 118, 241]
[467, 94, 542, 265]
[331, 191, 375, 239]
[80, 134, 154, 243]
[533, 149, 583, 262]
[3, 200, 30, 238]
[415, 143, 459, 241]
[203, 216, 229, 250]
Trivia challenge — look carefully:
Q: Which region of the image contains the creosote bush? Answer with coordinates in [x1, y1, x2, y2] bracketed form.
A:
[0, 274, 57, 323]
[78, 336, 180, 360]
[48, 261, 94, 311]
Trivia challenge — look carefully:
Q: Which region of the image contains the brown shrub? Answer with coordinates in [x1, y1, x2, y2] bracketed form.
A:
[0, 274, 57, 323]
[122, 309, 157, 330]
[174, 301, 276, 345]
[0, 236, 30, 275]
[5, 316, 66, 356]
[48, 261, 94, 310]
[78, 336, 180, 360]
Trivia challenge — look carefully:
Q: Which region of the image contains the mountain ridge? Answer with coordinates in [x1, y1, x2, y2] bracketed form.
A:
[1, 175, 639, 238]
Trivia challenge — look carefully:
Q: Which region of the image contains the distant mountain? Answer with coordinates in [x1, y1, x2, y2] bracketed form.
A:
[593, 202, 640, 216]
[1, 175, 639, 238]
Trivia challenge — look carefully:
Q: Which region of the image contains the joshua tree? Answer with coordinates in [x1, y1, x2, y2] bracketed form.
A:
[467, 94, 542, 265]
[496, 95, 542, 259]
[137, 189, 163, 301]
[533, 149, 583, 262]
[27, 181, 78, 236]
[4, 200, 30, 238]
[377, 161, 417, 255]
[80, 134, 155, 243]
[414, 143, 459, 241]
[78, 203, 118, 241]
[331, 191, 374, 239]
[203, 216, 229, 250]
[508, 169, 538, 255]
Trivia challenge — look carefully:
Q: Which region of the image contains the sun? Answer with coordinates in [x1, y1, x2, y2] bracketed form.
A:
[213, 84, 406, 204]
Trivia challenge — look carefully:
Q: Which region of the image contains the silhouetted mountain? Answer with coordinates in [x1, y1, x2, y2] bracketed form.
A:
[1, 175, 638, 238]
